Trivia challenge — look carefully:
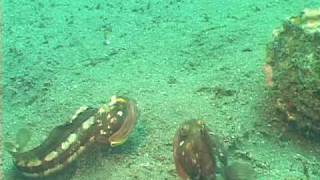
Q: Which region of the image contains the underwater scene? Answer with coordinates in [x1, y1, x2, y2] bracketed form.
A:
[2, 0, 320, 179]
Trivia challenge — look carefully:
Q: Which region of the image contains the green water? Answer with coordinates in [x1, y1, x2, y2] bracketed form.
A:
[2, 0, 320, 179]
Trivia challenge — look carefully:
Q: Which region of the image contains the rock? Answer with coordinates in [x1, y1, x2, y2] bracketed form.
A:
[265, 8, 320, 139]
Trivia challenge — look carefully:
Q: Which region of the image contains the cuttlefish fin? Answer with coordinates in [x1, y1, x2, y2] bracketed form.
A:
[4, 128, 32, 156]
[208, 131, 228, 167]
[4, 141, 18, 155]
[224, 160, 256, 180]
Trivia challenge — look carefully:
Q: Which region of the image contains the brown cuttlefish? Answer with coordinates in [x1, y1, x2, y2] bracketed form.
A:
[173, 120, 255, 180]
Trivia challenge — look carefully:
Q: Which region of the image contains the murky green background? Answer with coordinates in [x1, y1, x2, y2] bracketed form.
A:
[3, 0, 320, 179]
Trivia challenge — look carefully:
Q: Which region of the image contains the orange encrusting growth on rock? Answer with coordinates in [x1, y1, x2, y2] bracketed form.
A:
[263, 64, 273, 87]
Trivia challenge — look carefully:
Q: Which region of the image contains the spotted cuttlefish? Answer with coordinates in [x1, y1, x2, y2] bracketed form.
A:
[5, 96, 138, 177]
[173, 120, 256, 180]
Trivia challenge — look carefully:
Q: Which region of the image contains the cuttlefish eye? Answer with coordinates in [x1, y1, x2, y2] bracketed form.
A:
[179, 124, 190, 138]
[194, 120, 206, 134]
[196, 120, 205, 128]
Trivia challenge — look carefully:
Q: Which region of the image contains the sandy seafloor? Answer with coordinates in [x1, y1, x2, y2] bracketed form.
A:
[3, 0, 320, 179]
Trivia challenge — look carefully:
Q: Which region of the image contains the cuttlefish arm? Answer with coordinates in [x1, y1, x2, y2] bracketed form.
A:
[108, 97, 138, 147]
